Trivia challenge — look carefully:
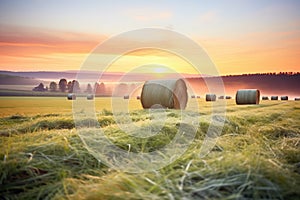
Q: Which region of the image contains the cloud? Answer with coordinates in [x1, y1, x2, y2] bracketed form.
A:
[0, 25, 106, 57]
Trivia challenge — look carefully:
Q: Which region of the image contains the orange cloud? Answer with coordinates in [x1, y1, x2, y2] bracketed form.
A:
[0, 25, 107, 71]
[0, 25, 105, 56]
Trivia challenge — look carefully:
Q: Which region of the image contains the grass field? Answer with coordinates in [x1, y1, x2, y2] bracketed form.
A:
[0, 97, 300, 199]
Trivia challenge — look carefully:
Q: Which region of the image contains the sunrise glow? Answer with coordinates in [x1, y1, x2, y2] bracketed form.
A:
[0, 1, 299, 75]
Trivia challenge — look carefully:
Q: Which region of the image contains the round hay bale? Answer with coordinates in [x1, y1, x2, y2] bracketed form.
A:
[196, 95, 200, 99]
[87, 94, 94, 100]
[124, 95, 129, 99]
[191, 95, 195, 98]
[206, 94, 216, 101]
[281, 96, 288, 100]
[136, 96, 140, 100]
[271, 96, 278, 100]
[218, 95, 224, 100]
[262, 96, 269, 100]
[235, 89, 260, 105]
[141, 79, 188, 109]
[67, 93, 76, 100]
[225, 96, 232, 99]
[295, 97, 300, 101]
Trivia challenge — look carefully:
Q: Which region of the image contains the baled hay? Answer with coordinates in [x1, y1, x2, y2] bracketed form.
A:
[280, 96, 288, 100]
[271, 96, 278, 100]
[67, 93, 76, 100]
[141, 79, 188, 109]
[235, 89, 260, 105]
[206, 94, 216, 101]
[295, 97, 300, 101]
[225, 96, 232, 99]
[262, 96, 269, 100]
[87, 94, 94, 100]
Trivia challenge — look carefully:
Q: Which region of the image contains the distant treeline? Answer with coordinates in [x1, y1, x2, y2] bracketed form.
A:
[224, 72, 300, 76]
[30, 72, 300, 97]
[186, 73, 300, 96]
[32, 78, 141, 97]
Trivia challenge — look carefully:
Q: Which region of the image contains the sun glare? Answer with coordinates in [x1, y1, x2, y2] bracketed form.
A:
[153, 67, 167, 73]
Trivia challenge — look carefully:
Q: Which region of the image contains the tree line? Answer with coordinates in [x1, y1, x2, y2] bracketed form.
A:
[33, 78, 89, 93]
[32, 79, 140, 97]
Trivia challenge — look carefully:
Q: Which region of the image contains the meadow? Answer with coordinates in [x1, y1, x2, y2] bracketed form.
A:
[0, 97, 299, 199]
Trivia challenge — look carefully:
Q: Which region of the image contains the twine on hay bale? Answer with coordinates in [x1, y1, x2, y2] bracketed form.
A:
[235, 89, 260, 105]
[262, 96, 269, 100]
[281, 96, 288, 100]
[271, 96, 278, 100]
[140, 79, 188, 109]
[87, 94, 94, 100]
[206, 94, 216, 101]
[67, 93, 76, 100]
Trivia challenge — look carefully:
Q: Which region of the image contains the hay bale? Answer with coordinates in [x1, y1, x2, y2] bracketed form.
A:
[191, 95, 195, 98]
[281, 96, 288, 100]
[87, 94, 94, 100]
[140, 79, 188, 109]
[196, 95, 200, 99]
[136, 96, 140, 100]
[218, 95, 224, 100]
[271, 96, 278, 100]
[235, 89, 260, 105]
[206, 94, 216, 101]
[295, 97, 300, 101]
[262, 96, 269, 100]
[225, 96, 232, 99]
[67, 93, 76, 100]
[124, 95, 129, 99]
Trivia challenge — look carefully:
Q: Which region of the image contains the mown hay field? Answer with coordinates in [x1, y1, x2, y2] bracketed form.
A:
[0, 97, 300, 199]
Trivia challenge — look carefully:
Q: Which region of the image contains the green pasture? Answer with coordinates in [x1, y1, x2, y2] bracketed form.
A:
[0, 97, 299, 199]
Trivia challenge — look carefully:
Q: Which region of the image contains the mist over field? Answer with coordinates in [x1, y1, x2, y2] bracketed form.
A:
[0, 71, 299, 98]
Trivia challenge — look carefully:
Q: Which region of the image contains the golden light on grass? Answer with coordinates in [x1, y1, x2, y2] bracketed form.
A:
[0, 97, 299, 199]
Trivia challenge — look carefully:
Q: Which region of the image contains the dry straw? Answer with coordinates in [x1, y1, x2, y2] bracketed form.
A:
[235, 89, 260, 105]
[141, 79, 188, 109]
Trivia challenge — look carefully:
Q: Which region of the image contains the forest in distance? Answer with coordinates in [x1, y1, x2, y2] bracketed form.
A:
[0, 71, 299, 98]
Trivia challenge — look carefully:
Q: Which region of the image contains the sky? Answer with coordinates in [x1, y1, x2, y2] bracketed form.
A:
[0, 0, 300, 75]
